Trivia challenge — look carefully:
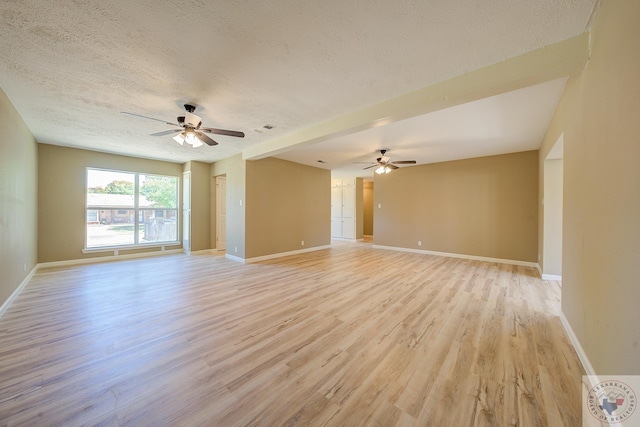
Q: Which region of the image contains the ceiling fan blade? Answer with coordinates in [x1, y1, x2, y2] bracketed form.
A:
[200, 127, 245, 138]
[363, 164, 378, 170]
[150, 129, 183, 136]
[121, 111, 178, 126]
[387, 164, 399, 170]
[392, 160, 417, 164]
[353, 161, 375, 164]
[197, 132, 218, 146]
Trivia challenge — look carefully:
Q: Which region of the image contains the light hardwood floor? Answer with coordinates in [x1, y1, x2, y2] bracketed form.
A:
[0, 241, 585, 426]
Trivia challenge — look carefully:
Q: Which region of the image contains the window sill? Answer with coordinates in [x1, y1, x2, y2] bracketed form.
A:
[82, 242, 181, 254]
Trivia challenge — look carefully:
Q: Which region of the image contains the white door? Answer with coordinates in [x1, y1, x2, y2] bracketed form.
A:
[182, 171, 191, 253]
[331, 218, 342, 238]
[342, 185, 356, 218]
[216, 176, 226, 250]
[331, 187, 343, 218]
[342, 218, 356, 239]
[331, 187, 343, 237]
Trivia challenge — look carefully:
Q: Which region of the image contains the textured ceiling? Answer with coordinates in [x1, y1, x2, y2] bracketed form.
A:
[0, 0, 597, 166]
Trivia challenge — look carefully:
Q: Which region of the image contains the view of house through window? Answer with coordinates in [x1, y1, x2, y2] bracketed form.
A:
[86, 169, 179, 248]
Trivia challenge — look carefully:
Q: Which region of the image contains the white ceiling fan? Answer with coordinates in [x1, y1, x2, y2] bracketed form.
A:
[122, 103, 244, 147]
[358, 149, 416, 174]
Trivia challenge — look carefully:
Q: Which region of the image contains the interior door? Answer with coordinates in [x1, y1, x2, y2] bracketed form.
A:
[331, 187, 343, 237]
[331, 218, 342, 238]
[342, 185, 356, 218]
[216, 175, 227, 250]
[342, 218, 356, 239]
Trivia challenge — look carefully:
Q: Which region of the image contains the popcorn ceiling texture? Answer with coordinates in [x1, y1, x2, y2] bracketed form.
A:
[0, 0, 596, 163]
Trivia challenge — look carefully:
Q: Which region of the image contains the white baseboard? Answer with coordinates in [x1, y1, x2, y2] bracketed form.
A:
[227, 245, 332, 264]
[0, 266, 37, 319]
[371, 245, 538, 268]
[37, 248, 185, 269]
[246, 245, 331, 263]
[536, 264, 562, 281]
[559, 311, 597, 377]
[225, 253, 245, 263]
[189, 249, 218, 255]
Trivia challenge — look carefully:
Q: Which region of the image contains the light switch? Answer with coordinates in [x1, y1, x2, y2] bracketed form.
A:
[378, 203, 382, 209]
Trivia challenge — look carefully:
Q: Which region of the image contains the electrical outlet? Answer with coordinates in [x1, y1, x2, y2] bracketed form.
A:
[235, 246, 238, 253]
[301, 240, 305, 246]
[23, 263, 27, 272]
[418, 241, 422, 247]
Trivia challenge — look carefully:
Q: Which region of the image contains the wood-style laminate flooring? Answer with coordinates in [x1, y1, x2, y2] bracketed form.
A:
[0, 241, 585, 426]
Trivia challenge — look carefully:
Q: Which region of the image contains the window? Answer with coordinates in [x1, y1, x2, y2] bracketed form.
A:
[87, 210, 98, 223]
[86, 169, 179, 249]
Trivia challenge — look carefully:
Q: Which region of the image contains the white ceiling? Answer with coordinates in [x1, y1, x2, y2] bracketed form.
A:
[276, 78, 568, 178]
[0, 1, 597, 170]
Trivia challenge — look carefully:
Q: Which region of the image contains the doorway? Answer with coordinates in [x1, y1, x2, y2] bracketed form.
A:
[542, 134, 563, 280]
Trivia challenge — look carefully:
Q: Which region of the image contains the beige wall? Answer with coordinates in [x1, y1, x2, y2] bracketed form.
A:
[363, 181, 374, 235]
[538, 0, 640, 374]
[184, 161, 211, 252]
[0, 88, 38, 307]
[38, 145, 183, 263]
[245, 158, 330, 259]
[374, 151, 538, 262]
[211, 154, 245, 259]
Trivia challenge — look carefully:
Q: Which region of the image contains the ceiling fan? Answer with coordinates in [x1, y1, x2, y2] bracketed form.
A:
[359, 149, 416, 174]
[121, 103, 244, 147]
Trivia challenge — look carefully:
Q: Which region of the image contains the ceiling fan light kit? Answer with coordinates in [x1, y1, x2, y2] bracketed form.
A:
[172, 133, 184, 145]
[184, 130, 201, 146]
[172, 129, 204, 148]
[122, 104, 245, 148]
[375, 165, 392, 174]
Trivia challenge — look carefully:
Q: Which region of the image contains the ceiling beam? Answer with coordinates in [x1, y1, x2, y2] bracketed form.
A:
[243, 32, 590, 161]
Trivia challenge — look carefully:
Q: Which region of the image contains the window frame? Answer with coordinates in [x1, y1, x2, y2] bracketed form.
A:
[84, 168, 180, 251]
